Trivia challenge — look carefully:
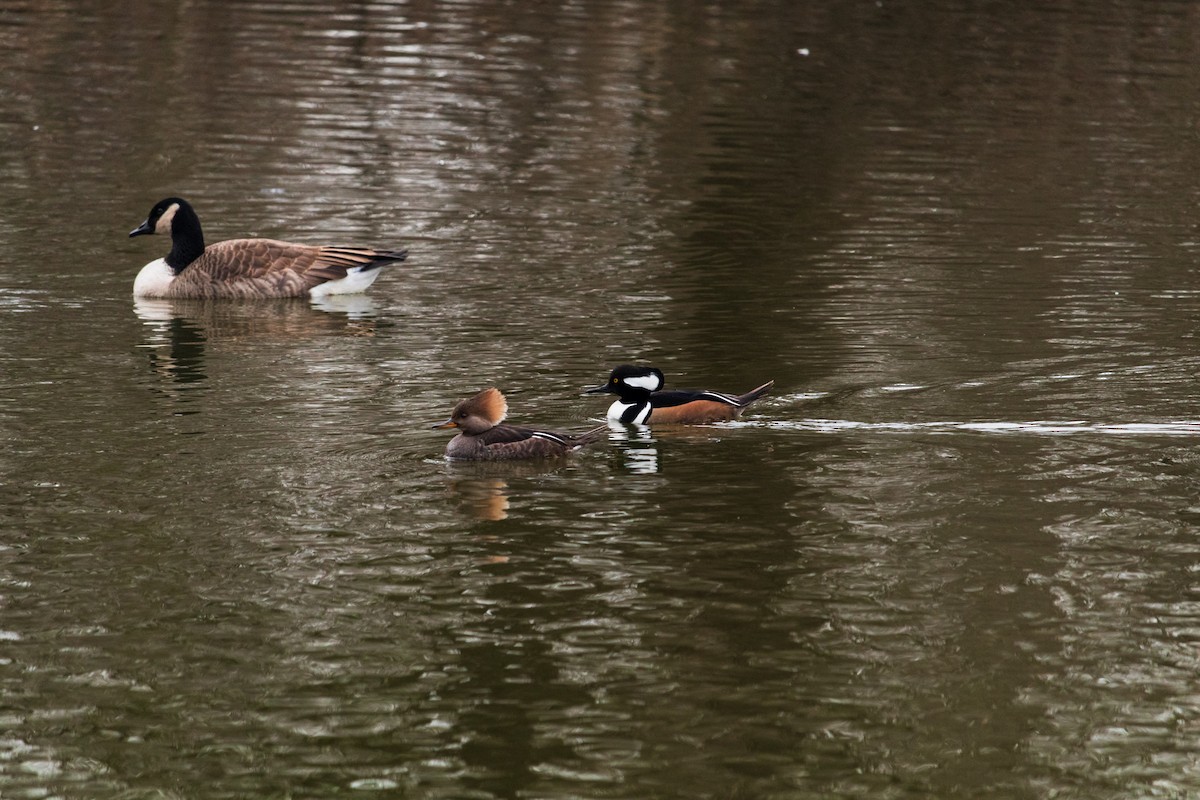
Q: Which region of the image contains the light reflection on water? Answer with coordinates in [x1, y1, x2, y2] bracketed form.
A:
[6, 0, 1200, 798]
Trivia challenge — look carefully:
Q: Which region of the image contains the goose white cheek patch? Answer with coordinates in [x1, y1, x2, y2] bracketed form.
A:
[154, 202, 179, 235]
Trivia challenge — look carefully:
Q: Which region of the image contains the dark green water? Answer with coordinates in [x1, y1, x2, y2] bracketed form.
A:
[5, 1, 1200, 797]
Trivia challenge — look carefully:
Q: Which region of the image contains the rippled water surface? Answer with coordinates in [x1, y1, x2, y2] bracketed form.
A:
[6, 1, 1200, 798]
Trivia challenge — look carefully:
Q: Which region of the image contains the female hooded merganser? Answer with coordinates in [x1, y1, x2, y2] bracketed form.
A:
[129, 197, 407, 299]
[586, 365, 774, 424]
[434, 387, 607, 460]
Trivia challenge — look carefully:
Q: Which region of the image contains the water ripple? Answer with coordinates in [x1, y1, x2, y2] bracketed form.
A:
[750, 419, 1200, 437]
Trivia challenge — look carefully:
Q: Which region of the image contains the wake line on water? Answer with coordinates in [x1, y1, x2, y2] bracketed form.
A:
[739, 419, 1200, 436]
[742, 390, 1200, 436]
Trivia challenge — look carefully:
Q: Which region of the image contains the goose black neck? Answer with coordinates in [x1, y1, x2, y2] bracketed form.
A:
[165, 203, 205, 272]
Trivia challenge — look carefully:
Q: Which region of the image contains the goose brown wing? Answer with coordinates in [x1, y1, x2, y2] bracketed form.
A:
[303, 245, 408, 285]
[177, 239, 405, 298]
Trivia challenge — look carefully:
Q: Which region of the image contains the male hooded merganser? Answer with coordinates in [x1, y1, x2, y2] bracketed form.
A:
[129, 197, 407, 299]
[433, 387, 607, 460]
[586, 365, 774, 424]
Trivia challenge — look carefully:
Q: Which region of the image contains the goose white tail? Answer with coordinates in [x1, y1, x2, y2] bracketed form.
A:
[309, 265, 384, 298]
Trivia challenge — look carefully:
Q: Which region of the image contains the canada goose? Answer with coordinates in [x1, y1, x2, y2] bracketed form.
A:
[129, 197, 407, 299]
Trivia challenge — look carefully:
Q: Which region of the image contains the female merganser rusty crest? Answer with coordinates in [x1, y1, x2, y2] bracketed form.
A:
[586, 365, 773, 424]
[434, 387, 606, 460]
[129, 197, 407, 299]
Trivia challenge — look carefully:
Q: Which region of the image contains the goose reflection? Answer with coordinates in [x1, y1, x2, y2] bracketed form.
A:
[134, 296, 381, 399]
[134, 298, 209, 394]
[308, 293, 379, 319]
[135, 295, 380, 339]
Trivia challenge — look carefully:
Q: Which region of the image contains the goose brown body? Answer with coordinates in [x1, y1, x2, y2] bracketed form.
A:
[129, 197, 407, 299]
[153, 239, 404, 299]
[434, 388, 607, 461]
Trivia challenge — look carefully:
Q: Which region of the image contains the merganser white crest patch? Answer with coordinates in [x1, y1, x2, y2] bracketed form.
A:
[623, 373, 662, 391]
